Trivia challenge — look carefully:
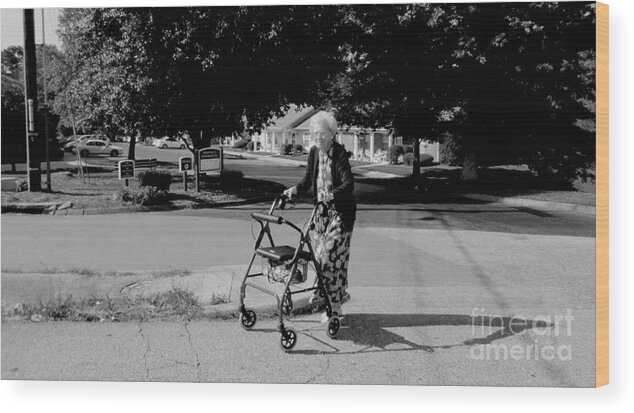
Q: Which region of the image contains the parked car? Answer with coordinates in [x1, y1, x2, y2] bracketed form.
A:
[153, 136, 187, 149]
[73, 139, 125, 157]
[64, 135, 110, 152]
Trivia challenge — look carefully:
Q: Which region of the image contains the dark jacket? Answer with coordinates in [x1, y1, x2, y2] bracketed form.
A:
[296, 142, 357, 230]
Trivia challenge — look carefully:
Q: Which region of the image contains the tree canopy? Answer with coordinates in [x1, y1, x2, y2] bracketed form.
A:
[324, 2, 596, 180]
[54, 6, 345, 157]
[46, 4, 596, 180]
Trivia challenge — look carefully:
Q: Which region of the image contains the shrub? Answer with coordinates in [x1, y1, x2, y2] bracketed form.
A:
[420, 153, 434, 166]
[137, 170, 171, 191]
[136, 186, 169, 205]
[220, 169, 244, 188]
[114, 186, 169, 206]
[113, 187, 137, 205]
[388, 145, 404, 164]
[439, 133, 464, 166]
[373, 149, 387, 163]
[292, 144, 303, 154]
[403, 153, 415, 166]
[16, 178, 28, 192]
[246, 140, 255, 151]
[278, 143, 293, 155]
[233, 138, 249, 149]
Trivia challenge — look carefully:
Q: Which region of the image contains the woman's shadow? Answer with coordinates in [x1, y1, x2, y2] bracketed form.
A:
[291, 312, 551, 355]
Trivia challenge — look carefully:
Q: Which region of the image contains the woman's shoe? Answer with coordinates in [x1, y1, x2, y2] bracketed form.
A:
[321, 311, 343, 324]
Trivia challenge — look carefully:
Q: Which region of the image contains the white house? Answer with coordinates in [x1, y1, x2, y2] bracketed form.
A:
[251, 105, 439, 163]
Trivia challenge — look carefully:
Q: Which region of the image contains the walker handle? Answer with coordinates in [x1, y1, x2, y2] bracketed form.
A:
[252, 212, 285, 225]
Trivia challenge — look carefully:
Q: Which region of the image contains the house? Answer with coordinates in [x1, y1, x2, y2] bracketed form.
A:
[250, 105, 439, 163]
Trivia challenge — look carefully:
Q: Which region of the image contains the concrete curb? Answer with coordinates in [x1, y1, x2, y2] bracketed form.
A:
[461, 193, 596, 215]
[55, 195, 275, 216]
[1, 265, 317, 322]
[2, 196, 273, 216]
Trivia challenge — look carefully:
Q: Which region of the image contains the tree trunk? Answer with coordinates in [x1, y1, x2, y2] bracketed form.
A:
[461, 149, 479, 180]
[411, 138, 421, 179]
[128, 136, 136, 160]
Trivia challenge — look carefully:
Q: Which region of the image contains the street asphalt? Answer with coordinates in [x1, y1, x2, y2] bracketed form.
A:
[1, 149, 596, 386]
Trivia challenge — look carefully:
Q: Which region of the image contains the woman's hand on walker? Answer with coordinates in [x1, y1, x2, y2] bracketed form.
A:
[283, 186, 297, 199]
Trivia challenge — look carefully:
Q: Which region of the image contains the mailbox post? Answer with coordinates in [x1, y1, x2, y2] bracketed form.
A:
[179, 156, 193, 191]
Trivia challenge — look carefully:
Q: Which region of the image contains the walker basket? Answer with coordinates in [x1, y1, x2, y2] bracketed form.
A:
[263, 258, 308, 284]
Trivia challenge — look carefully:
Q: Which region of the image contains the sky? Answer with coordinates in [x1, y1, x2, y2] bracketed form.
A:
[1, 8, 62, 50]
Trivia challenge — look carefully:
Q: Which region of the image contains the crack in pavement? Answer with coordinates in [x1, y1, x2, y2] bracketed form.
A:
[184, 320, 202, 383]
[138, 321, 151, 381]
[303, 333, 333, 384]
[307, 353, 332, 384]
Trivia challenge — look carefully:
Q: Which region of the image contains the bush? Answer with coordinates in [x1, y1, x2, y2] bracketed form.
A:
[246, 140, 255, 151]
[137, 170, 171, 191]
[420, 153, 434, 166]
[403, 153, 415, 166]
[114, 186, 169, 206]
[388, 145, 404, 164]
[113, 187, 137, 204]
[439, 133, 464, 166]
[292, 144, 304, 154]
[136, 186, 169, 205]
[233, 138, 249, 149]
[16, 178, 28, 192]
[220, 169, 244, 188]
[278, 143, 293, 155]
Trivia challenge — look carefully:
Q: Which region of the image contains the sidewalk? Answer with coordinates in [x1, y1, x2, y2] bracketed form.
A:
[1, 265, 331, 322]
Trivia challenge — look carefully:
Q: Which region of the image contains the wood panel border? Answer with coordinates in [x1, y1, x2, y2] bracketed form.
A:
[595, 1, 609, 388]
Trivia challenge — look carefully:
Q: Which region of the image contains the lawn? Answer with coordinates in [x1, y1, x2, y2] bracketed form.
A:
[362, 163, 596, 206]
[1, 166, 285, 212]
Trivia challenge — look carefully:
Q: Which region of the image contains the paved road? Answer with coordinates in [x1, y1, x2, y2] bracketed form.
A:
[1, 310, 594, 386]
[1, 210, 595, 386]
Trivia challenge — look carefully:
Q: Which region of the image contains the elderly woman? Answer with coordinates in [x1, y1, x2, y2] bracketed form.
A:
[284, 112, 356, 320]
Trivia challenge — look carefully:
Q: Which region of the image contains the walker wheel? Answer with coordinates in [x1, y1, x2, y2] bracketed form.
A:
[282, 290, 293, 315]
[280, 328, 297, 351]
[326, 316, 341, 338]
[239, 309, 257, 330]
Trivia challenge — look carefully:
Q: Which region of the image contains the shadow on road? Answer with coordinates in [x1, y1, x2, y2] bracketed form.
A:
[281, 313, 552, 355]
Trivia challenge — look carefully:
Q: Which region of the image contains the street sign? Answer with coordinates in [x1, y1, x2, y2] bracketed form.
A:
[179, 156, 193, 172]
[198, 147, 222, 172]
[118, 160, 135, 179]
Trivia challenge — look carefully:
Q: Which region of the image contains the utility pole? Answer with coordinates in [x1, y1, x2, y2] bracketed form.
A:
[23, 9, 42, 191]
[42, 9, 51, 191]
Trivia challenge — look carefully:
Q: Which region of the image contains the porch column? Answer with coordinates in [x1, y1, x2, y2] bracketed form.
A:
[370, 132, 375, 162]
[388, 132, 394, 148]
[353, 133, 359, 160]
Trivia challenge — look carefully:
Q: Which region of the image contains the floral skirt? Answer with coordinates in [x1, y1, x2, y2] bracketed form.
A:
[312, 206, 353, 314]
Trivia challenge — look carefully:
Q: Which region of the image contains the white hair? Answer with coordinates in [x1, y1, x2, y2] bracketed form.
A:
[309, 111, 338, 139]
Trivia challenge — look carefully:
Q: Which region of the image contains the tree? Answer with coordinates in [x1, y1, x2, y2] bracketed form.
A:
[325, 3, 596, 181]
[1, 44, 63, 169]
[323, 4, 461, 179]
[54, 6, 345, 160]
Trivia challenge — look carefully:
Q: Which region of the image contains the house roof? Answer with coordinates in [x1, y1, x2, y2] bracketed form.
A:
[266, 104, 391, 134]
[266, 104, 315, 130]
